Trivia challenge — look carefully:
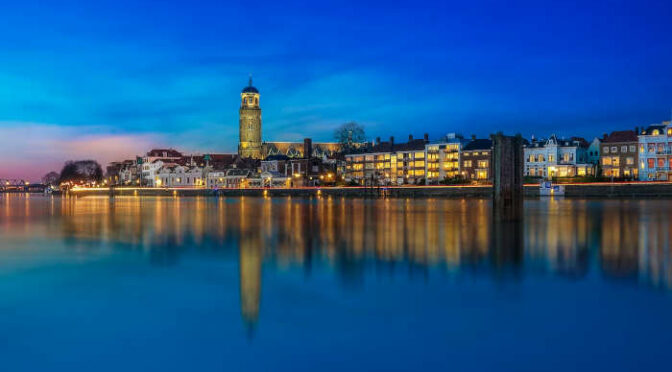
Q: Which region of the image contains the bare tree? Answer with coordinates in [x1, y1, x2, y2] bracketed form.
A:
[334, 122, 366, 152]
[41, 171, 60, 186]
[59, 160, 103, 184]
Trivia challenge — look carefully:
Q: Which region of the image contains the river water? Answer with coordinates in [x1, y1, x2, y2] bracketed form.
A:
[0, 194, 670, 371]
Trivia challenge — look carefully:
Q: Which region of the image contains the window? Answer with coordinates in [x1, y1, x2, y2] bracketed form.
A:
[648, 159, 655, 168]
[612, 157, 620, 166]
[658, 158, 665, 168]
[621, 146, 627, 153]
[478, 160, 488, 168]
[548, 155, 555, 162]
[658, 144, 665, 153]
[537, 154, 545, 162]
[629, 145, 636, 152]
[603, 146, 610, 154]
[528, 154, 535, 162]
[463, 160, 472, 167]
[626, 157, 634, 165]
[611, 146, 617, 153]
[653, 129, 660, 136]
[649, 144, 655, 153]
[602, 157, 612, 166]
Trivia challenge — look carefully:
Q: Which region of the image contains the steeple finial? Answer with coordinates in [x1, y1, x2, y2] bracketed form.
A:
[249, 73, 253, 87]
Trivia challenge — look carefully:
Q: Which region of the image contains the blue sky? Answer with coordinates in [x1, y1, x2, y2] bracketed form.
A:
[1, 0, 671, 179]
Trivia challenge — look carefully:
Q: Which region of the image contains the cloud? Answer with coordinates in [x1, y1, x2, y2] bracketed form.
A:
[0, 122, 163, 181]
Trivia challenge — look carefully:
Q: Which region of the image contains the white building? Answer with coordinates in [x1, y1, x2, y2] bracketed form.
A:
[142, 160, 167, 187]
[638, 121, 672, 181]
[524, 135, 594, 179]
[207, 171, 227, 189]
[156, 165, 206, 187]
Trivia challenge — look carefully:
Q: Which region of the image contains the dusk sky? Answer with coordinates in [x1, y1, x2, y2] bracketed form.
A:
[1, 0, 671, 180]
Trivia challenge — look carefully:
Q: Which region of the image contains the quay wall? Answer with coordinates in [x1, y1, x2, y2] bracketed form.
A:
[61, 183, 672, 198]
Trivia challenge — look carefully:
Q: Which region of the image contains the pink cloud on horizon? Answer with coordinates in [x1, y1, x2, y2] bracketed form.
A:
[0, 123, 163, 182]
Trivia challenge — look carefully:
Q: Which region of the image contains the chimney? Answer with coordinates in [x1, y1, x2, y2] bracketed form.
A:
[390, 136, 395, 150]
[424, 133, 429, 142]
[408, 134, 413, 142]
[376, 137, 381, 145]
[602, 133, 608, 140]
[303, 138, 312, 159]
[635, 126, 639, 135]
[471, 134, 476, 140]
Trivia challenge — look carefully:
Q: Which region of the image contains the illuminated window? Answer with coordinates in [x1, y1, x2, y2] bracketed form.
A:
[648, 159, 655, 168]
[626, 157, 634, 165]
[478, 160, 488, 168]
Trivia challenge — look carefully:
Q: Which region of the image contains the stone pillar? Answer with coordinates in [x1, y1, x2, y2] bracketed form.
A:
[491, 133, 524, 271]
[492, 133, 524, 207]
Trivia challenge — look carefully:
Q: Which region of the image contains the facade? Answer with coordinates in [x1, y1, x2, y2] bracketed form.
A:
[638, 121, 672, 181]
[600, 130, 638, 179]
[345, 135, 430, 185]
[460, 139, 493, 181]
[156, 165, 206, 187]
[524, 135, 594, 179]
[238, 77, 262, 159]
[425, 134, 468, 184]
[587, 137, 601, 165]
[142, 160, 167, 187]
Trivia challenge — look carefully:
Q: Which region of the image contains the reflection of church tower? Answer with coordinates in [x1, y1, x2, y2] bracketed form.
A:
[238, 76, 262, 159]
[239, 243, 262, 331]
[238, 199, 262, 333]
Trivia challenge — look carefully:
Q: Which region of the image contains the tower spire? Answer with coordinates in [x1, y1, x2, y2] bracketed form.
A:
[249, 73, 253, 87]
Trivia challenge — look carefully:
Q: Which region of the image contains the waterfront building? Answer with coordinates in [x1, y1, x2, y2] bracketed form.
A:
[600, 130, 638, 179]
[156, 165, 206, 187]
[118, 160, 140, 185]
[344, 134, 429, 185]
[424, 133, 469, 185]
[460, 138, 493, 182]
[524, 135, 594, 179]
[638, 121, 672, 181]
[142, 160, 169, 187]
[206, 171, 227, 189]
[587, 137, 601, 165]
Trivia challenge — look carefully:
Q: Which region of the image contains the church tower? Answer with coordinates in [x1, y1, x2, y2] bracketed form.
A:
[238, 76, 262, 159]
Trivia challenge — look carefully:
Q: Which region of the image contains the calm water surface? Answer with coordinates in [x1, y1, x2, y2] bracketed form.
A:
[0, 194, 671, 371]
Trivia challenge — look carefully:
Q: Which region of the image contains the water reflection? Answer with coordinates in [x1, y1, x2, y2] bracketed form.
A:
[1, 194, 672, 328]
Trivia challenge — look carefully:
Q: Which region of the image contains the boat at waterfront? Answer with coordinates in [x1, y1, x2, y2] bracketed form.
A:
[539, 180, 565, 196]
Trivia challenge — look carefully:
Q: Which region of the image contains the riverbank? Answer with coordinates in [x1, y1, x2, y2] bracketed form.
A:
[58, 182, 672, 198]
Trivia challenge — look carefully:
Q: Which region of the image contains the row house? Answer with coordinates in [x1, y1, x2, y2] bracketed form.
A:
[638, 121, 672, 181]
[345, 134, 429, 185]
[207, 169, 253, 188]
[156, 165, 206, 187]
[600, 130, 638, 179]
[524, 135, 595, 179]
[460, 139, 492, 181]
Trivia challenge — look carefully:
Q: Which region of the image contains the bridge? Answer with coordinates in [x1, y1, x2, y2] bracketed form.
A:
[0, 179, 47, 193]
